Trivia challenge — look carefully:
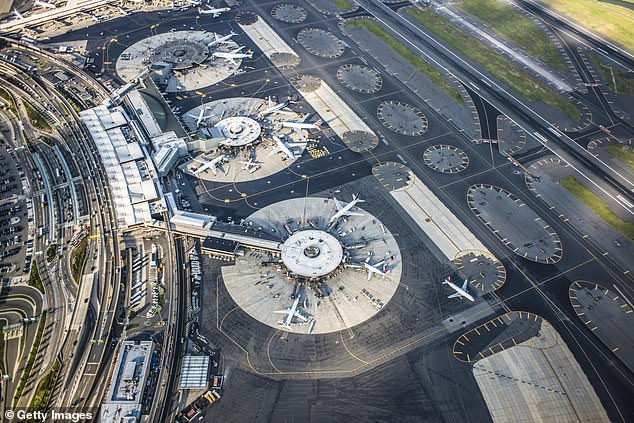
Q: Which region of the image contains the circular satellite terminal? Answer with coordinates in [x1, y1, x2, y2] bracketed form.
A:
[221, 197, 402, 334]
[150, 40, 209, 70]
[342, 130, 379, 152]
[290, 74, 322, 93]
[271, 3, 307, 23]
[297, 28, 345, 58]
[453, 250, 506, 293]
[270, 52, 301, 68]
[116, 31, 240, 92]
[423, 144, 469, 173]
[214, 116, 262, 147]
[236, 11, 258, 25]
[337, 64, 382, 93]
[281, 230, 344, 277]
[377, 101, 428, 136]
[372, 162, 415, 192]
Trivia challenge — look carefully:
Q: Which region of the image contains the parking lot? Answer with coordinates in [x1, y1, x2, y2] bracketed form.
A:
[0, 137, 32, 282]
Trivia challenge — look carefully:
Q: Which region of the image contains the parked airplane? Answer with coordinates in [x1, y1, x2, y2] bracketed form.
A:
[34, 0, 56, 9]
[280, 114, 322, 131]
[117, 6, 132, 16]
[443, 277, 475, 302]
[329, 194, 364, 224]
[12, 8, 24, 20]
[187, 108, 213, 128]
[270, 135, 306, 160]
[191, 155, 226, 176]
[239, 158, 261, 173]
[211, 46, 252, 66]
[207, 31, 237, 48]
[91, 14, 101, 22]
[187, 0, 202, 5]
[362, 256, 389, 280]
[197, 5, 230, 17]
[258, 97, 294, 118]
[274, 296, 308, 328]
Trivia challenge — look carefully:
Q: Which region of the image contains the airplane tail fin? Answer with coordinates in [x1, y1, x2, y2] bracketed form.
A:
[314, 119, 323, 129]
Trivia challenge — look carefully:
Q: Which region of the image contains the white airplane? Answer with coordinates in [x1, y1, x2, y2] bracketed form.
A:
[211, 46, 253, 66]
[187, 0, 202, 5]
[91, 14, 101, 22]
[258, 97, 295, 118]
[198, 5, 230, 17]
[329, 194, 364, 224]
[274, 296, 308, 328]
[187, 108, 213, 128]
[34, 0, 56, 9]
[239, 158, 261, 173]
[443, 277, 475, 302]
[117, 6, 131, 16]
[191, 155, 226, 176]
[280, 114, 322, 131]
[363, 256, 389, 281]
[270, 135, 306, 160]
[12, 8, 24, 20]
[207, 31, 237, 48]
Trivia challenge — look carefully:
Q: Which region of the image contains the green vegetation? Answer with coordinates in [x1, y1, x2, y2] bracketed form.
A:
[29, 359, 60, 412]
[455, 0, 566, 72]
[406, 8, 580, 120]
[331, 0, 353, 11]
[158, 286, 165, 309]
[540, 0, 634, 52]
[559, 176, 634, 241]
[70, 237, 88, 284]
[0, 88, 14, 111]
[28, 262, 45, 294]
[347, 20, 464, 104]
[13, 311, 47, 407]
[23, 101, 51, 132]
[125, 323, 139, 332]
[588, 53, 634, 97]
[46, 243, 57, 263]
[603, 143, 634, 169]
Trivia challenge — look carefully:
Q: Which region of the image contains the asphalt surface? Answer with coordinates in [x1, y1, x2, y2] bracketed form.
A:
[41, 1, 634, 422]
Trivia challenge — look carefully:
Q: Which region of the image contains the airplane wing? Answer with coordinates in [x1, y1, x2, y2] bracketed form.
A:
[213, 12, 220, 17]
[374, 260, 386, 268]
[367, 270, 373, 281]
[233, 46, 245, 53]
[346, 211, 363, 217]
[448, 292, 461, 299]
[461, 280, 468, 290]
[225, 57, 238, 66]
[273, 309, 290, 314]
[299, 113, 311, 123]
[334, 197, 344, 211]
[293, 311, 308, 321]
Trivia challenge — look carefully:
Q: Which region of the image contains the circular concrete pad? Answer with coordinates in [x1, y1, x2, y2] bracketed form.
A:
[214, 116, 262, 147]
[467, 184, 562, 264]
[342, 130, 379, 152]
[290, 74, 322, 93]
[337, 64, 382, 93]
[281, 230, 344, 277]
[377, 101, 428, 136]
[423, 144, 469, 173]
[270, 52, 301, 68]
[221, 197, 402, 334]
[271, 3, 307, 23]
[372, 162, 415, 192]
[453, 250, 506, 293]
[297, 28, 345, 58]
[236, 11, 258, 25]
[116, 31, 239, 92]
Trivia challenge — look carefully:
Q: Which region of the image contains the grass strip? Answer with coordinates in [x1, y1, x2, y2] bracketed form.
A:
[347, 19, 464, 104]
[559, 176, 634, 241]
[23, 101, 51, 132]
[0, 321, 5, 375]
[29, 359, 60, 411]
[603, 143, 634, 169]
[13, 310, 47, 407]
[588, 53, 634, 97]
[406, 8, 580, 120]
[70, 237, 88, 284]
[539, 0, 634, 52]
[331, 0, 353, 11]
[28, 262, 45, 294]
[455, 0, 566, 73]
